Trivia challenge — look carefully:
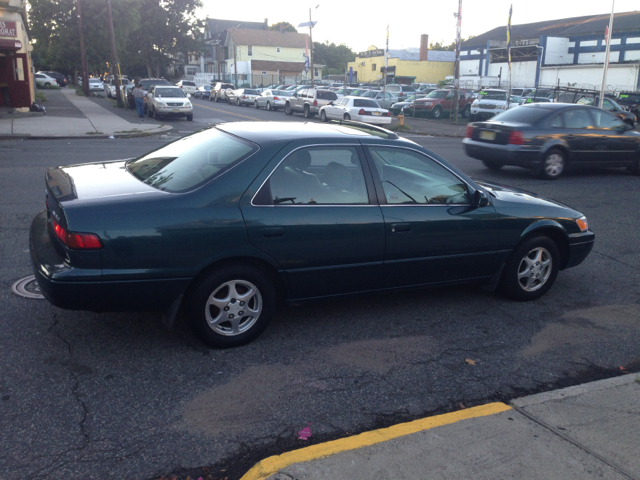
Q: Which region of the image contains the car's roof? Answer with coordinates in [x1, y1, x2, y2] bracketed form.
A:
[217, 121, 406, 144]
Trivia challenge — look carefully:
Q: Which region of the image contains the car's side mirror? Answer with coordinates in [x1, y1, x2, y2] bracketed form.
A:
[474, 189, 489, 208]
[328, 101, 334, 106]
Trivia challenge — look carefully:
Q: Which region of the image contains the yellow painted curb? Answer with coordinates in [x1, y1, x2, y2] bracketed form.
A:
[193, 103, 260, 121]
[240, 402, 511, 480]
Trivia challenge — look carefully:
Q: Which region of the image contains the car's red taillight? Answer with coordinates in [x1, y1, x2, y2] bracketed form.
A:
[51, 218, 102, 250]
[385, 111, 391, 116]
[508, 130, 524, 145]
[465, 125, 473, 138]
[313, 100, 318, 107]
[358, 108, 372, 115]
[274, 96, 280, 101]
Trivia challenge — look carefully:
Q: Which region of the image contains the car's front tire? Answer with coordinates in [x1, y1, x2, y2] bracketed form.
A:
[499, 236, 560, 301]
[186, 114, 193, 121]
[303, 105, 312, 118]
[284, 103, 293, 115]
[187, 266, 276, 348]
[539, 148, 566, 180]
[266, 101, 272, 111]
[432, 106, 442, 119]
[320, 110, 327, 122]
[462, 105, 471, 118]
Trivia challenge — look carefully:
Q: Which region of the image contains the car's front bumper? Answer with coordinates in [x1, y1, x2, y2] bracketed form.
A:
[565, 231, 595, 269]
[156, 106, 193, 116]
[462, 138, 541, 168]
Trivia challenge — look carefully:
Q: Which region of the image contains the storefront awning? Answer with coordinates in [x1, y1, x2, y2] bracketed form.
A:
[0, 39, 22, 51]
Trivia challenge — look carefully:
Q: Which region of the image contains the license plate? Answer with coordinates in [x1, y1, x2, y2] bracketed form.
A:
[373, 111, 381, 116]
[172, 109, 180, 113]
[479, 130, 496, 141]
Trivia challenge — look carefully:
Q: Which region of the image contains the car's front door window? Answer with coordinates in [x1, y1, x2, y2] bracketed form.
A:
[368, 147, 470, 205]
[262, 147, 369, 205]
[592, 109, 624, 129]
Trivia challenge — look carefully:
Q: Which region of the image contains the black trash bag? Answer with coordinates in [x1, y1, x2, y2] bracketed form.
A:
[30, 102, 46, 114]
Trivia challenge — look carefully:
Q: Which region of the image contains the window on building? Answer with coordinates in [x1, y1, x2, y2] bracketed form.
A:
[372, 64, 377, 71]
[314, 68, 319, 77]
[261, 71, 268, 75]
[276, 47, 281, 53]
[187, 67, 198, 76]
[248, 45, 253, 57]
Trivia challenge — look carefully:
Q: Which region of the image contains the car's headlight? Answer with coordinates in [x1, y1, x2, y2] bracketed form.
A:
[576, 216, 589, 232]
[472, 100, 479, 106]
[156, 101, 167, 107]
[184, 102, 192, 107]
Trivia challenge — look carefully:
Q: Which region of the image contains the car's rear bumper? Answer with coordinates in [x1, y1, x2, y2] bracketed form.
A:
[463, 139, 541, 168]
[565, 231, 595, 269]
[353, 114, 392, 125]
[30, 211, 189, 313]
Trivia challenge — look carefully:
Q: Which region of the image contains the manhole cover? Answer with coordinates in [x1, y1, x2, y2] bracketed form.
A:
[11, 275, 45, 299]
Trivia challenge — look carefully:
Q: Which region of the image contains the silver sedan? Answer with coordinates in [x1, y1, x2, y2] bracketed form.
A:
[254, 89, 293, 111]
[226, 88, 261, 106]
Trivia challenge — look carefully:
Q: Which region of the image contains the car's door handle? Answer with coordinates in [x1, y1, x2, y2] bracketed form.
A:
[391, 223, 411, 233]
[261, 227, 284, 238]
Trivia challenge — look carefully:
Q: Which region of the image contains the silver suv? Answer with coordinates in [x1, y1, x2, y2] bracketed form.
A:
[210, 82, 236, 102]
[384, 84, 416, 100]
[284, 88, 339, 118]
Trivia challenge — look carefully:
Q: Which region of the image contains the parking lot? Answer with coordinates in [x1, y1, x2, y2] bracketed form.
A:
[1, 127, 639, 480]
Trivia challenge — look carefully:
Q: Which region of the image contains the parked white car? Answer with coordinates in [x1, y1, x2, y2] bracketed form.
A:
[226, 88, 261, 106]
[254, 89, 293, 111]
[318, 96, 392, 125]
[34, 72, 57, 87]
[88, 78, 104, 92]
[105, 77, 130, 100]
[469, 89, 509, 121]
[176, 80, 197, 95]
[145, 85, 193, 120]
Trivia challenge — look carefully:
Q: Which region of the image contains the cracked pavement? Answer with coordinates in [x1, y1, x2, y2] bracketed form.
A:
[1, 135, 639, 480]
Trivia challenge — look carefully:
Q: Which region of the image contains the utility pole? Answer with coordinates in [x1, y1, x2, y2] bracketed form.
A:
[105, 0, 122, 106]
[309, 8, 314, 87]
[599, 0, 615, 108]
[233, 42, 238, 87]
[453, 0, 462, 122]
[76, 0, 89, 95]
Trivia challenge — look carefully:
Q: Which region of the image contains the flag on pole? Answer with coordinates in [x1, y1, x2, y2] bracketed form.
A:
[304, 36, 309, 73]
[507, 4, 512, 71]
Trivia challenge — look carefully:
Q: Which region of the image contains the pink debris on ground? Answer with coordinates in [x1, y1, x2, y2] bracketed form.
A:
[298, 423, 312, 440]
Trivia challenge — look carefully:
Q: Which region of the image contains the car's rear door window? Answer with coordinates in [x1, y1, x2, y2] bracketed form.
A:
[259, 147, 369, 205]
[591, 109, 624, 129]
[126, 129, 257, 193]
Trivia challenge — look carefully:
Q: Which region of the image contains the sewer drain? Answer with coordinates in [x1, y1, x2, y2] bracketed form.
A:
[11, 275, 45, 299]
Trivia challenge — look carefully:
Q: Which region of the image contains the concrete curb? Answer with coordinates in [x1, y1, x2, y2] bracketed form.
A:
[240, 403, 511, 480]
[0, 125, 173, 141]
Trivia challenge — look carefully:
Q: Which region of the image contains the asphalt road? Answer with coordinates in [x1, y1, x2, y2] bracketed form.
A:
[1, 130, 639, 480]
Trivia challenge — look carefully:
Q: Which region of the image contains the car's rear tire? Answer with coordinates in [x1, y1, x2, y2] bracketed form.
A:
[237, 98, 241, 106]
[432, 106, 442, 119]
[186, 114, 193, 121]
[284, 103, 293, 115]
[266, 101, 272, 111]
[482, 160, 503, 171]
[254, 101, 259, 109]
[344, 113, 351, 120]
[539, 148, 566, 180]
[499, 236, 560, 301]
[303, 105, 312, 119]
[320, 110, 327, 122]
[187, 266, 276, 348]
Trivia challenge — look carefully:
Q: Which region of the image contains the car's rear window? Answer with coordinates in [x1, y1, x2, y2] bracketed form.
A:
[354, 99, 379, 108]
[619, 93, 640, 103]
[126, 129, 258, 193]
[479, 91, 507, 101]
[244, 89, 260, 95]
[401, 86, 416, 92]
[490, 106, 552, 124]
[317, 90, 338, 100]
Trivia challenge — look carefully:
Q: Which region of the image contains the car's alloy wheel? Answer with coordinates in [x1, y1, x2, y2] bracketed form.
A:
[285, 104, 293, 115]
[266, 101, 272, 111]
[432, 106, 442, 119]
[540, 149, 566, 180]
[188, 266, 276, 348]
[500, 236, 559, 301]
[303, 105, 311, 118]
[320, 110, 327, 122]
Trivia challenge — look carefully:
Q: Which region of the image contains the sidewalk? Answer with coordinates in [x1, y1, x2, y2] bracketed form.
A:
[243, 374, 639, 480]
[0, 88, 172, 139]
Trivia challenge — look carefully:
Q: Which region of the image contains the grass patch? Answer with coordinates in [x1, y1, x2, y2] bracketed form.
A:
[86, 131, 104, 135]
[75, 87, 85, 96]
[388, 123, 413, 132]
[35, 92, 47, 103]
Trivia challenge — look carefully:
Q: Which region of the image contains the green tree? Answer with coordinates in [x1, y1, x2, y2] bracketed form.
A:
[312, 41, 355, 74]
[269, 22, 297, 33]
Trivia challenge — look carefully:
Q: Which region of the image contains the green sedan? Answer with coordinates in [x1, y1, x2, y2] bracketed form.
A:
[30, 122, 594, 348]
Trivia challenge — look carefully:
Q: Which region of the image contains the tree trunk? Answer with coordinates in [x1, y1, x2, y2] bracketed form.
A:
[146, 61, 152, 78]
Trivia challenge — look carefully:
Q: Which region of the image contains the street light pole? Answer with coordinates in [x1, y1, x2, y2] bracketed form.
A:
[453, 0, 462, 122]
[76, 0, 89, 96]
[599, 0, 615, 109]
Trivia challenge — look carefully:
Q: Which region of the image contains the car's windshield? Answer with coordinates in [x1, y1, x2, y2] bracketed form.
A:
[479, 91, 507, 101]
[155, 88, 186, 97]
[89, 79, 101, 84]
[426, 90, 449, 99]
[353, 99, 379, 108]
[126, 129, 258, 193]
